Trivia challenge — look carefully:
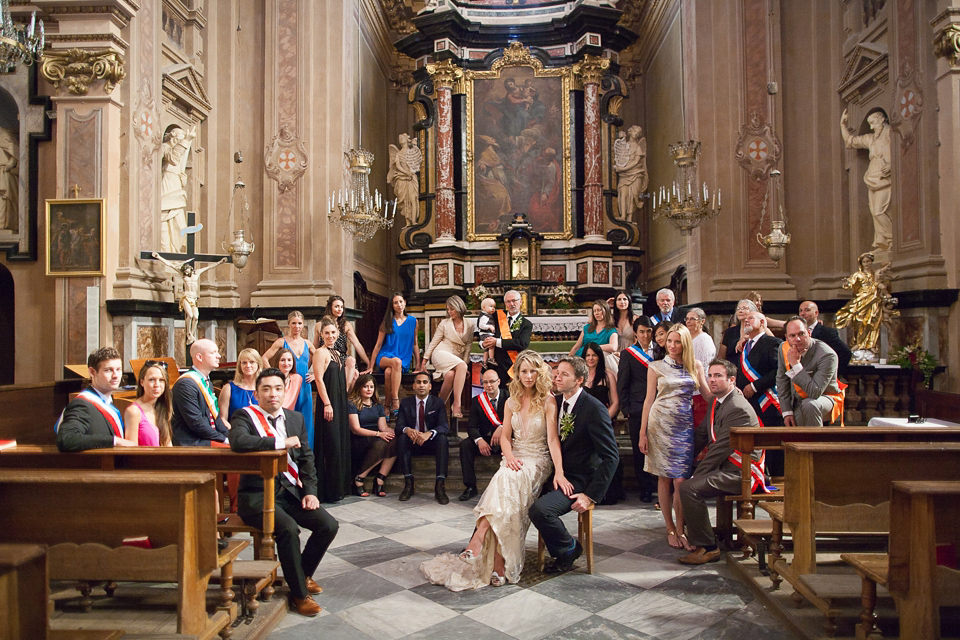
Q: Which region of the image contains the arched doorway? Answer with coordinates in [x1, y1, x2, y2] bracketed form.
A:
[0, 263, 13, 384]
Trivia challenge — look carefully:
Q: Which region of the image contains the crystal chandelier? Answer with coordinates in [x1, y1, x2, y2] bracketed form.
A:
[652, 141, 721, 235]
[0, 0, 43, 73]
[756, 169, 790, 263]
[222, 151, 255, 271]
[328, 12, 396, 242]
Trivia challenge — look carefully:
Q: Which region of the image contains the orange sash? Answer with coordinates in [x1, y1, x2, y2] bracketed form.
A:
[780, 342, 845, 424]
[497, 310, 519, 379]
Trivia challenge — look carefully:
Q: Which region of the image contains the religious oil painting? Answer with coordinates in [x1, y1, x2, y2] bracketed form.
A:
[46, 199, 105, 276]
[466, 55, 572, 240]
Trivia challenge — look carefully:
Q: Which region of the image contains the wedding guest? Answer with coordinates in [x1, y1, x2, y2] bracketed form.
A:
[365, 292, 420, 416]
[617, 316, 656, 502]
[684, 307, 716, 427]
[123, 360, 173, 447]
[583, 342, 620, 420]
[313, 316, 351, 503]
[172, 339, 227, 446]
[423, 295, 475, 419]
[569, 300, 619, 376]
[263, 311, 316, 447]
[653, 323, 669, 360]
[275, 348, 303, 410]
[717, 299, 757, 361]
[219, 348, 262, 429]
[317, 295, 370, 391]
[57, 347, 137, 451]
[609, 290, 636, 355]
[347, 374, 396, 497]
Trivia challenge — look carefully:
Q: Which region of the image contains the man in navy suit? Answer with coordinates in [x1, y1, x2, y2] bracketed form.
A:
[172, 338, 228, 446]
[735, 312, 784, 427]
[56, 347, 138, 451]
[650, 288, 679, 326]
[459, 365, 508, 501]
[395, 371, 450, 503]
[799, 300, 852, 372]
[617, 316, 656, 502]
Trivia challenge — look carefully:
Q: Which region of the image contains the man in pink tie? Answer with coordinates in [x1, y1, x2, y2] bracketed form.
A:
[395, 372, 450, 503]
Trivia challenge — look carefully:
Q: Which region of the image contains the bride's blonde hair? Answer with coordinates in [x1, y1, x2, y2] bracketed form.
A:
[666, 323, 700, 391]
[507, 349, 553, 413]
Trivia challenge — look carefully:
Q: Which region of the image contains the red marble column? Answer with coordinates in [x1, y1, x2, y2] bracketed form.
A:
[427, 60, 462, 241]
[577, 57, 609, 238]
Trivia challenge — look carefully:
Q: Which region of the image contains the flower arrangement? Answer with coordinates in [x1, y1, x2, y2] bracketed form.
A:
[559, 412, 575, 441]
[467, 283, 490, 310]
[888, 342, 938, 387]
[548, 278, 575, 310]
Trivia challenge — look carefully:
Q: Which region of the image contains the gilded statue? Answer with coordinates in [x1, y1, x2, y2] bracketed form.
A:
[840, 109, 893, 251]
[160, 125, 197, 253]
[151, 253, 227, 345]
[387, 133, 422, 226]
[835, 251, 899, 362]
[0, 126, 19, 231]
[613, 125, 648, 221]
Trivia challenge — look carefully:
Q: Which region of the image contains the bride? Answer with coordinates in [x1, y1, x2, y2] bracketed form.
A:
[421, 350, 569, 590]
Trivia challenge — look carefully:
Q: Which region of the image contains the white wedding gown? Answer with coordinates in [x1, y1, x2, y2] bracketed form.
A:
[421, 402, 553, 590]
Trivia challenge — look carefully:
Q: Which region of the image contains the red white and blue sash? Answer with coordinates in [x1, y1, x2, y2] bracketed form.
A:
[477, 392, 502, 427]
[55, 389, 124, 438]
[709, 399, 770, 494]
[625, 344, 653, 368]
[244, 405, 300, 488]
[740, 347, 779, 414]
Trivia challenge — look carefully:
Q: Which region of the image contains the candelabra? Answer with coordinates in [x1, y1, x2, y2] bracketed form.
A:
[756, 169, 791, 263]
[651, 141, 720, 235]
[0, 0, 43, 73]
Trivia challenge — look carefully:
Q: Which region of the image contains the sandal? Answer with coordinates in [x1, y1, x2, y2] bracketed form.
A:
[667, 531, 683, 549]
[352, 475, 370, 498]
[678, 533, 695, 552]
[373, 473, 387, 497]
[490, 571, 506, 587]
[458, 549, 477, 564]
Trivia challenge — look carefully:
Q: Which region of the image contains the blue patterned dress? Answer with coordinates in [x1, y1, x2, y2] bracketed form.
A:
[285, 339, 315, 449]
[643, 356, 695, 479]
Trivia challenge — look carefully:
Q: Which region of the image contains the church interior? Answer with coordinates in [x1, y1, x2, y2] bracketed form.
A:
[2, 0, 960, 638]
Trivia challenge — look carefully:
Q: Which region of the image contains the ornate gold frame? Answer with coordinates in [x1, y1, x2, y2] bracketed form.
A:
[464, 43, 574, 241]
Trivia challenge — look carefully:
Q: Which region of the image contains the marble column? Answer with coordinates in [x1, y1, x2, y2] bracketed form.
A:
[576, 56, 609, 240]
[426, 60, 462, 242]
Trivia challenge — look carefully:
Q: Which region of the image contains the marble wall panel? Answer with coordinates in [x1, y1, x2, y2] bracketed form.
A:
[174, 328, 186, 367]
[113, 324, 124, 365]
[577, 262, 587, 284]
[454, 264, 464, 285]
[215, 327, 227, 360]
[418, 268, 429, 289]
[541, 265, 565, 282]
[63, 109, 102, 198]
[137, 325, 169, 358]
[66, 278, 94, 365]
[475, 265, 499, 284]
[593, 261, 609, 284]
[433, 264, 449, 286]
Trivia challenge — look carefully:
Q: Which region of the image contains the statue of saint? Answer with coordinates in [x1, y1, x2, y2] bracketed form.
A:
[840, 109, 892, 251]
[0, 126, 19, 232]
[160, 125, 197, 253]
[835, 251, 899, 362]
[151, 253, 226, 345]
[387, 133, 423, 226]
[613, 125, 648, 221]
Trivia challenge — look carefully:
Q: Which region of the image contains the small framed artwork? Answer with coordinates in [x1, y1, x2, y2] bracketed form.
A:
[46, 198, 105, 276]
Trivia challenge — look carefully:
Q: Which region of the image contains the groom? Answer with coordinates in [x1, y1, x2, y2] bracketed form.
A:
[530, 356, 619, 573]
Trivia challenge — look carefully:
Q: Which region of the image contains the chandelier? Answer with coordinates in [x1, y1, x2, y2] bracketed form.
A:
[0, 0, 43, 72]
[222, 151, 255, 271]
[328, 12, 396, 242]
[756, 169, 790, 263]
[652, 141, 720, 235]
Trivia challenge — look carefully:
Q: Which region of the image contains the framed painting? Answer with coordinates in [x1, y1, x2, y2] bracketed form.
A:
[465, 45, 573, 240]
[45, 198, 105, 276]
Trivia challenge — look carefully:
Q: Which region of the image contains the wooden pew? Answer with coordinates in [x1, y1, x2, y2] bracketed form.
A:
[0, 445, 283, 561]
[764, 443, 960, 636]
[842, 481, 960, 640]
[0, 470, 236, 639]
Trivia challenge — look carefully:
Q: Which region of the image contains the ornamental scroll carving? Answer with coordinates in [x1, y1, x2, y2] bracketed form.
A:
[734, 111, 782, 182]
[933, 22, 960, 67]
[41, 49, 126, 96]
[264, 123, 308, 194]
[888, 60, 923, 149]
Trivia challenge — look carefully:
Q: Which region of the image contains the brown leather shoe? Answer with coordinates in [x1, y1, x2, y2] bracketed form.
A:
[290, 595, 321, 616]
[678, 547, 721, 565]
[305, 577, 323, 594]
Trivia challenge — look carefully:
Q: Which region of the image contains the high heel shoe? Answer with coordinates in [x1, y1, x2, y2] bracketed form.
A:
[490, 571, 506, 587]
[458, 549, 477, 564]
[353, 475, 369, 497]
[373, 473, 387, 497]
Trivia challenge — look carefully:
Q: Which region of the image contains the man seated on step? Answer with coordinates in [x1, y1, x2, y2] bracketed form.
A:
[395, 371, 450, 504]
[776, 316, 843, 427]
[56, 346, 138, 451]
[459, 365, 508, 501]
[678, 358, 761, 565]
[230, 367, 339, 617]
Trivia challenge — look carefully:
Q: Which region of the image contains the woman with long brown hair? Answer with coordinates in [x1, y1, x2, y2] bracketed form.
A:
[364, 292, 420, 416]
[123, 361, 173, 446]
[347, 374, 396, 497]
[263, 310, 316, 447]
[317, 294, 370, 391]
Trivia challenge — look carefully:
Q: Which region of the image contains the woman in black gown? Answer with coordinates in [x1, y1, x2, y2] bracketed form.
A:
[582, 341, 619, 420]
[313, 315, 351, 503]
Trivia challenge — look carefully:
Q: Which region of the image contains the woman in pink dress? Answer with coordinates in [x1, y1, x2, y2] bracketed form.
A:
[276, 347, 303, 410]
[123, 361, 173, 446]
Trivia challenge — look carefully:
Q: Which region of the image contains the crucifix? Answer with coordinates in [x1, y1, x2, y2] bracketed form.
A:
[69, 184, 82, 198]
[140, 211, 231, 346]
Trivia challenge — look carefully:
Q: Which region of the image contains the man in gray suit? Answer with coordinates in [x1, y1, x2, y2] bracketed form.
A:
[776, 316, 842, 427]
[678, 359, 760, 565]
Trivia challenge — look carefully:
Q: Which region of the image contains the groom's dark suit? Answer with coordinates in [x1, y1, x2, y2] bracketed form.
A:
[530, 389, 619, 558]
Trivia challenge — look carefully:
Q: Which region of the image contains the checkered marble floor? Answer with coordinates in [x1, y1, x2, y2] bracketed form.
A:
[262, 492, 796, 640]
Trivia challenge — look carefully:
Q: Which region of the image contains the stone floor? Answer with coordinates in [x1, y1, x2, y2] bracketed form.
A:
[265, 490, 798, 640]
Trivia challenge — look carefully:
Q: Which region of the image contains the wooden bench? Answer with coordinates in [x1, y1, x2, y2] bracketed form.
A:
[0, 445, 284, 562]
[842, 480, 960, 640]
[763, 442, 960, 636]
[536, 504, 595, 574]
[0, 469, 238, 639]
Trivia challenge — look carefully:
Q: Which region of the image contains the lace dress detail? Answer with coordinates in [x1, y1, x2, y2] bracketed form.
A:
[421, 401, 553, 591]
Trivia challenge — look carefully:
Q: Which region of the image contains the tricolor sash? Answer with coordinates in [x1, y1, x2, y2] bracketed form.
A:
[243, 405, 300, 488]
[740, 347, 780, 413]
[55, 389, 124, 438]
[181, 369, 219, 419]
[496, 310, 520, 379]
[779, 342, 845, 424]
[709, 399, 770, 494]
[477, 392, 502, 428]
[625, 344, 653, 368]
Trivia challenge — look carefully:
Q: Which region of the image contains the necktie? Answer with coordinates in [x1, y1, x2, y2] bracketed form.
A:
[268, 416, 277, 428]
[418, 400, 426, 432]
[744, 339, 753, 358]
[562, 401, 570, 417]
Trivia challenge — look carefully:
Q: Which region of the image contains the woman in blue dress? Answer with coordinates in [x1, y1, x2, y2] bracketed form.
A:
[364, 292, 421, 415]
[262, 310, 317, 448]
[638, 324, 711, 551]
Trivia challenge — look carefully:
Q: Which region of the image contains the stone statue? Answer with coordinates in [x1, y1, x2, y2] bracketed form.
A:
[840, 109, 892, 251]
[387, 133, 422, 226]
[151, 252, 227, 345]
[613, 125, 648, 221]
[160, 125, 197, 253]
[835, 251, 900, 363]
[0, 126, 19, 232]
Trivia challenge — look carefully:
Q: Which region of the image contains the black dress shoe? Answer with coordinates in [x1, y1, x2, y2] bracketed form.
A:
[546, 540, 583, 574]
[458, 486, 478, 501]
[217, 538, 229, 552]
[639, 490, 653, 504]
[435, 479, 449, 505]
[399, 477, 414, 501]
